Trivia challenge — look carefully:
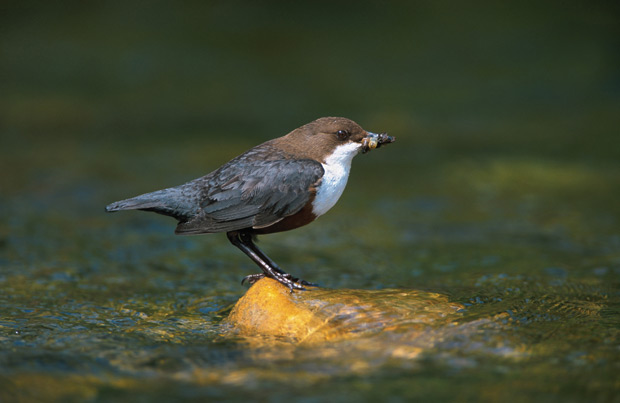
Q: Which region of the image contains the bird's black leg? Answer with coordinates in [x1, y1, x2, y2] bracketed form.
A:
[240, 232, 318, 288]
[245, 240, 318, 288]
[226, 231, 310, 291]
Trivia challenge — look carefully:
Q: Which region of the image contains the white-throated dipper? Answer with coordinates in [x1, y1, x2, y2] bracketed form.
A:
[106, 117, 395, 290]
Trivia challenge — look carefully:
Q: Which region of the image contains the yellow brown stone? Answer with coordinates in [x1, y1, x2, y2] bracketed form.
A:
[227, 278, 463, 344]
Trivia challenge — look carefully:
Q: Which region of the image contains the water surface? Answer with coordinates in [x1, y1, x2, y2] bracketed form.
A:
[1, 2, 619, 402]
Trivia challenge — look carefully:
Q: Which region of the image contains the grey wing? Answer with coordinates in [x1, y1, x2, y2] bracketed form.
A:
[174, 159, 324, 234]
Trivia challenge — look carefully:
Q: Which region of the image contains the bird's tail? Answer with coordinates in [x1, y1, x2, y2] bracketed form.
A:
[105, 187, 195, 220]
[105, 194, 164, 212]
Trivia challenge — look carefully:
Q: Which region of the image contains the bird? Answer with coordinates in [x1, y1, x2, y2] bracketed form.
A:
[105, 117, 395, 291]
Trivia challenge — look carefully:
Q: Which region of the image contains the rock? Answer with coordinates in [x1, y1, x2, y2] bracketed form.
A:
[227, 278, 463, 344]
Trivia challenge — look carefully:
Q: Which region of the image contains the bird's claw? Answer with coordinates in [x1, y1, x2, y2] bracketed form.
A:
[241, 272, 316, 292]
[241, 273, 265, 285]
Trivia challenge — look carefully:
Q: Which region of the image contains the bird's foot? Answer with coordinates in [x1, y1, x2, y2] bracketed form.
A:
[241, 272, 317, 292]
[297, 278, 319, 287]
[241, 273, 265, 285]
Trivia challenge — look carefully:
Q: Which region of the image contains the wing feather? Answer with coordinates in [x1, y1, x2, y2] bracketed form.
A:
[175, 158, 324, 235]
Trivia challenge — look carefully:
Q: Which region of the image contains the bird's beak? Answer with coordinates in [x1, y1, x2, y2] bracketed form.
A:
[361, 132, 395, 154]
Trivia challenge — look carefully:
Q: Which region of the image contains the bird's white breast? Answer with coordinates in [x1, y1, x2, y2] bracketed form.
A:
[312, 142, 361, 217]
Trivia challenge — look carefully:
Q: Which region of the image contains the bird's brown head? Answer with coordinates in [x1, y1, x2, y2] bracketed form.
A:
[278, 117, 395, 163]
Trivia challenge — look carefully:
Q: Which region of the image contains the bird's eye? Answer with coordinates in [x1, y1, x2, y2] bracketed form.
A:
[336, 130, 350, 140]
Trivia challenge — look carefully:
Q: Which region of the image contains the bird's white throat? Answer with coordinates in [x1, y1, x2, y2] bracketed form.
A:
[312, 142, 361, 217]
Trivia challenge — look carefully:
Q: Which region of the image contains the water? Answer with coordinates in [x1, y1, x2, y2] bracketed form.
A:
[1, 2, 619, 402]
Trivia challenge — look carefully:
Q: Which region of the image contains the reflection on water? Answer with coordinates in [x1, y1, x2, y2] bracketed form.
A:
[1, 1, 619, 402]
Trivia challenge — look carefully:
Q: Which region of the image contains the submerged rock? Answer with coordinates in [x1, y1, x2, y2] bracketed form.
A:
[227, 278, 464, 344]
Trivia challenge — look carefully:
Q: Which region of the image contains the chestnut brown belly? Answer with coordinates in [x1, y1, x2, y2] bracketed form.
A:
[252, 200, 318, 235]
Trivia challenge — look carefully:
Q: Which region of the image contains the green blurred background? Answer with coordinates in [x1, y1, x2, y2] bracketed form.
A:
[1, 1, 619, 402]
[3, 1, 618, 155]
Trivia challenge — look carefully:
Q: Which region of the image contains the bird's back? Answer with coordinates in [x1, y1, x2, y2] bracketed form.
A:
[105, 140, 324, 235]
